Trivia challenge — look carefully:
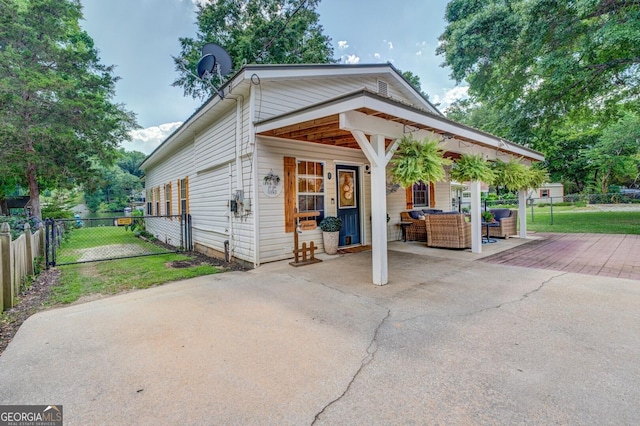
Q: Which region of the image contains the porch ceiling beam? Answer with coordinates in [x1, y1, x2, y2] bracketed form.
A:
[340, 110, 410, 140]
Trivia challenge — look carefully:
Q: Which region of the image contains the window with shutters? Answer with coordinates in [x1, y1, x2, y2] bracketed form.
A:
[155, 187, 161, 216]
[412, 181, 429, 207]
[146, 189, 152, 215]
[179, 177, 189, 215]
[165, 183, 172, 216]
[297, 160, 325, 221]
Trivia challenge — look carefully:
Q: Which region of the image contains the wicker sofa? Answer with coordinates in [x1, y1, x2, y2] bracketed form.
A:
[424, 213, 471, 249]
[488, 208, 517, 239]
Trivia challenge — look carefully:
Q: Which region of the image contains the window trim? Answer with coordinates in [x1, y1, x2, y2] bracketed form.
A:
[296, 159, 325, 222]
[165, 182, 172, 217]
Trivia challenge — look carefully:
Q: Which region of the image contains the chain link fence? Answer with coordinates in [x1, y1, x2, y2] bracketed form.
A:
[45, 214, 192, 267]
[457, 192, 640, 225]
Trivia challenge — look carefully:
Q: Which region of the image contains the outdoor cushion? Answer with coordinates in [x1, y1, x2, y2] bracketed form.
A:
[409, 210, 421, 219]
[490, 208, 512, 221]
[422, 209, 443, 214]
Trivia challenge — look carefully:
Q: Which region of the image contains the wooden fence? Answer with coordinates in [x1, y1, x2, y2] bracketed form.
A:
[0, 222, 45, 312]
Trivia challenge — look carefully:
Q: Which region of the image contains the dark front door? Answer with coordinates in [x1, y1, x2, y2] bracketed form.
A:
[336, 165, 361, 246]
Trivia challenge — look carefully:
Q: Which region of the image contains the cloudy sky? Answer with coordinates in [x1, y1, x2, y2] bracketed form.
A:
[80, 0, 466, 154]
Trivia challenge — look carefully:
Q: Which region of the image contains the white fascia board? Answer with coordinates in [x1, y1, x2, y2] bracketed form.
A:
[255, 96, 365, 134]
[255, 91, 544, 162]
[240, 64, 392, 81]
[358, 96, 545, 161]
[142, 75, 249, 170]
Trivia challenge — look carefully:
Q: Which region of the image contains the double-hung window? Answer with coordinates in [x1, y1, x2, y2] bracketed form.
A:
[297, 160, 324, 221]
[165, 183, 172, 216]
[412, 181, 429, 207]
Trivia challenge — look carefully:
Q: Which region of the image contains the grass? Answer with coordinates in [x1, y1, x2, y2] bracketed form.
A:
[56, 227, 164, 263]
[50, 253, 219, 305]
[525, 210, 640, 234]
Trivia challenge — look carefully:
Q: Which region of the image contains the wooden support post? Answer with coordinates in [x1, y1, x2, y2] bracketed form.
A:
[1, 223, 13, 310]
[289, 208, 322, 267]
[24, 223, 34, 277]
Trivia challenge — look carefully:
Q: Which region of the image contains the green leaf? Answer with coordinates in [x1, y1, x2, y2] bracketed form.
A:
[388, 134, 451, 188]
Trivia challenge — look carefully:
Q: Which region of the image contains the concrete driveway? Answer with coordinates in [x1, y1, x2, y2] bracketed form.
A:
[1, 248, 639, 425]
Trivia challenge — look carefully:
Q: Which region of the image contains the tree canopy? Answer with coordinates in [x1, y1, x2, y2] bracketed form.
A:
[437, 0, 640, 129]
[173, 0, 335, 99]
[0, 0, 138, 218]
[438, 0, 640, 193]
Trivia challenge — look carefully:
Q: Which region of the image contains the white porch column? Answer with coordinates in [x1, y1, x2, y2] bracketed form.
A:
[470, 181, 482, 253]
[369, 134, 388, 285]
[518, 189, 528, 238]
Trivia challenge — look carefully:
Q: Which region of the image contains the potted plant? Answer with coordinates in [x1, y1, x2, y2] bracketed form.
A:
[319, 216, 342, 255]
[481, 210, 494, 223]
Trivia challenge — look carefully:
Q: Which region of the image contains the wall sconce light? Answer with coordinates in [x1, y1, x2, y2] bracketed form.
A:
[327, 172, 332, 180]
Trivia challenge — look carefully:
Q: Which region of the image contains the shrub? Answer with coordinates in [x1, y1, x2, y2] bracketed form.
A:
[319, 216, 342, 232]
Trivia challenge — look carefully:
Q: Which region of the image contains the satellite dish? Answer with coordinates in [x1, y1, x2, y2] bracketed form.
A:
[197, 54, 216, 79]
[201, 43, 233, 77]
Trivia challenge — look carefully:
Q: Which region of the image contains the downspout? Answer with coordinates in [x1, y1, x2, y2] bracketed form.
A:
[228, 162, 233, 262]
[224, 91, 244, 263]
[233, 95, 244, 192]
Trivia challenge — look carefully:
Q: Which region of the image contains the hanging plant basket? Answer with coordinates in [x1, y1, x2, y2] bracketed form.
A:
[388, 134, 451, 188]
[449, 154, 495, 183]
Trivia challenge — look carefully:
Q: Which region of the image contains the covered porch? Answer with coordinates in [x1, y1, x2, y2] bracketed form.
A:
[255, 89, 544, 285]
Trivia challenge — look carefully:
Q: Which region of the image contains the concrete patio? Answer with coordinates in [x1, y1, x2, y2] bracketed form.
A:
[0, 238, 638, 425]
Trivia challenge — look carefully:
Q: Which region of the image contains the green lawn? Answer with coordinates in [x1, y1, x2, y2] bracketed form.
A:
[55, 226, 165, 263]
[525, 210, 640, 234]
[51, 253, 219, 305]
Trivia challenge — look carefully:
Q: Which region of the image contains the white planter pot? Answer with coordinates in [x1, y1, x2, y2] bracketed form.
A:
[322, 231, 340, 255]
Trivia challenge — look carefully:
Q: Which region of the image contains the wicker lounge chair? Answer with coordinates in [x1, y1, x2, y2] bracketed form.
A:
[424, 213, 471, 249]
[488, 208, 517, 239]
[400, 211, 427, 242]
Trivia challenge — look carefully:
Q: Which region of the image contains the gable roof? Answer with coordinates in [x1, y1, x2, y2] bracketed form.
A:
[140, 63, 441, 169]
[141, 63, 543, 168]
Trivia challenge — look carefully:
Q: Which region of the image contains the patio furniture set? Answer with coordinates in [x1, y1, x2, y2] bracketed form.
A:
[399, 208, 518, 249]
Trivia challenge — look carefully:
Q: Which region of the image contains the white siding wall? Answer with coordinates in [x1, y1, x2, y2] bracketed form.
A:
[256, 137, 371, 264]
[435, 181, 453, 211]
[144, 141, 194, 246]
[254, 76, 418, 122]
[190, 99, 255, 264]
[385, 188, 408, 241]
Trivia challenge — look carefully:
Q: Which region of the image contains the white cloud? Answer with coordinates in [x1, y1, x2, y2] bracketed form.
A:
[123, 122, 183, 154]
[388, 41, 393, 50]
[416, 50, 422, 56]
[337, 40, 349, 50]
[433, 86, 469, 110]
[374, 53, 381, 59]
[344, 54, 360, 64]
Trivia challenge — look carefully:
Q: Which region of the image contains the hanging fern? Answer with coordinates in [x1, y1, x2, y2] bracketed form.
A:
[449, 154, 495, 183]
[523, 164, 549, 190]
[388, 134, 451, 188]
[492, 158, 528, 191]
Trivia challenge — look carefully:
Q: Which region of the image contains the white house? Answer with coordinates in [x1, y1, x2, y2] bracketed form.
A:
[140, 64, 544, 285]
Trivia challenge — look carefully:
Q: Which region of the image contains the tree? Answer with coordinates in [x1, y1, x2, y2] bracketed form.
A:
[586, 113, 640, 194]
[400, 70, 430, 100]
[437, 0, 640, 131]
[84, 149, 145, 212]
[117, 149, 146, 178]
[172, 0, 335, 99]
[0, 0, 138, 219]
